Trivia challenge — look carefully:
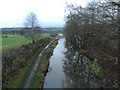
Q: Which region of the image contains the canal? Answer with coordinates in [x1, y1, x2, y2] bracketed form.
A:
[43, 38, 102, 88]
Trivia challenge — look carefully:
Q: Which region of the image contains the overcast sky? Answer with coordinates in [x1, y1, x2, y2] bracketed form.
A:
[0, 0, 88, 28]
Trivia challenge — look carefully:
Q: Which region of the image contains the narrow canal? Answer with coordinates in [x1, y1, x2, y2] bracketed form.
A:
[43, 38, 102, 88]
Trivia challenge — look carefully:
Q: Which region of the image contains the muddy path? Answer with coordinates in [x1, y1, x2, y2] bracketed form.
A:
[23, 40, 53, 88]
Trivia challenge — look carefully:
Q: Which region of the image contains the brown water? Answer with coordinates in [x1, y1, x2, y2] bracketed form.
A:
[43, 38, 102, 88]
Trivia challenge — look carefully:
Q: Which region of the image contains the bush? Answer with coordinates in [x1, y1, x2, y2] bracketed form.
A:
[2, 37, 51, 84]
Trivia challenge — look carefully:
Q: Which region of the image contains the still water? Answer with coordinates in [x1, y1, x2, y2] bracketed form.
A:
[43, 38, 101, 88]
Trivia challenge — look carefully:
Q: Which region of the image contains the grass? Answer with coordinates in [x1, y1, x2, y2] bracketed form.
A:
[41, 33, 50, 38]
[91, 59, 103, 78]
[3, 39, 51, 88]
[1, 33, 50, 50]
[31, 38, 59, 88]
[3, 62, 31, 88]
[2, 35, 32, 50]
[31, 47, 52, 88]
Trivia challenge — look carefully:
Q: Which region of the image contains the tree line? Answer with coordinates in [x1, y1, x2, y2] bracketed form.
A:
[64, 1, 119, 57]
[63, 1, 119, 87]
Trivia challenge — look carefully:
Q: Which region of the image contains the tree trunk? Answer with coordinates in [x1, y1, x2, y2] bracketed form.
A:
[32, 40, 35, 44]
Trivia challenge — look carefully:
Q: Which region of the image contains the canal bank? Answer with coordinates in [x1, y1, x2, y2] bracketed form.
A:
[30, 38, 59, 88]
[43, 38, 102, 88]
[2, 37, 52, 88]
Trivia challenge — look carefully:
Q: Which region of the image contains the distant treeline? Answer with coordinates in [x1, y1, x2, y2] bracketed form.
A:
[2, 27, 63, 36]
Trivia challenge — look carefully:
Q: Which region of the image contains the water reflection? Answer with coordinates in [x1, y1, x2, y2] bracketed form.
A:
[43, 38, 67, 88]
[63, 50, 102, 88]
[43, 38, 102, 88]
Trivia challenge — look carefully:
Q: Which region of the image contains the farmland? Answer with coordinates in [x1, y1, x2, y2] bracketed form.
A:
[1, 33, 50, 50]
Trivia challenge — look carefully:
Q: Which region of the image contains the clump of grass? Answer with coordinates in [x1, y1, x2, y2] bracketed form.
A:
[79, 49, 87, 54]
[91, 59, 103, 78]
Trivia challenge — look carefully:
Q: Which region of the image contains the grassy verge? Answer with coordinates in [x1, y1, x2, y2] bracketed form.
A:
[91, 59, 103, 78]
[3, 38, 51, 88]
[31, 38, 59, 88]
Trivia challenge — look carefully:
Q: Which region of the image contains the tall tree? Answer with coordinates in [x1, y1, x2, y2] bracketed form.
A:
[24, 12, 40, 43]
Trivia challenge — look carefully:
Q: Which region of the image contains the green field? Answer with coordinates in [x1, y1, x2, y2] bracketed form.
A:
[1, 33, 50, 50]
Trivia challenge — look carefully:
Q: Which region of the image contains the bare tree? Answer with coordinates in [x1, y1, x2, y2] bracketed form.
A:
[64, 0, 118, 53]
[24, 12, 40, 43]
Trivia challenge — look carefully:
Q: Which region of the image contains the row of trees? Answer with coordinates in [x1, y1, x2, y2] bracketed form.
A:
[64, 1, 119, 54]
[2, 27, 41, 36]
[63, 1, 119, 88]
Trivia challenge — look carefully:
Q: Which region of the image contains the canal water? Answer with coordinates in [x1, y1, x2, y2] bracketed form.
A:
[43, 38, 102, 88]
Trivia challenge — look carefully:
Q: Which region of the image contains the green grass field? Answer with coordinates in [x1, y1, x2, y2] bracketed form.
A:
[1, 33, 50, 50]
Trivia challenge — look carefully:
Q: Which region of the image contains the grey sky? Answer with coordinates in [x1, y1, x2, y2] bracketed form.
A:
[0, 0, 87, 28]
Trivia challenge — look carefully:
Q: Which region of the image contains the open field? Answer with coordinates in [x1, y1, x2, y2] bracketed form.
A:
[1, 33, 50, 50]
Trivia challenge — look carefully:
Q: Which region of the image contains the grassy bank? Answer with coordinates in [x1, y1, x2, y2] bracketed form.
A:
[31, 38, 59, 88]
[2, 38, 51, 88]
